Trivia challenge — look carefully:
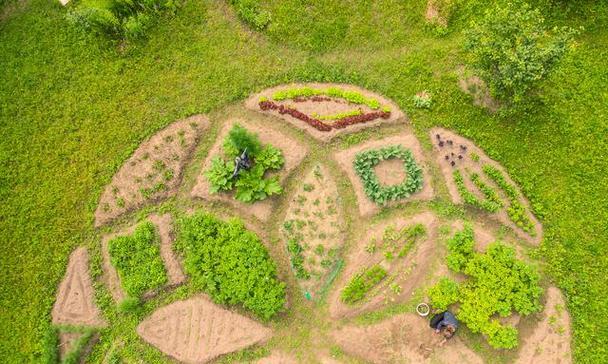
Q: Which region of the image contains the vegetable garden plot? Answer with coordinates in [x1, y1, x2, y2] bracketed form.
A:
[281, 164, 344, 300]
[95, 115, 209, 227]
[328, 212, 439, 319]
[137, 295, 272, 364]
[245, 83, 405, 142]
[191, 119, 308, 221]
[429, 127, 542, 244]
[334, 133, 434, 217]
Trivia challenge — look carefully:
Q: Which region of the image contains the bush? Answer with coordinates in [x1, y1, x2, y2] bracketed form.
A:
[229, 0, 271, 30]
[429, 227, 543, 349]
[108, 222, 168, 298]
[175, 212, 286, 320]
[205, 124, 284, 203]
[413, 91, 432, 109]
[67, 0, 179, 41]
[340, 265, 387, 305]
[353, 145, 424, 205]
[464, 1, 577, 104]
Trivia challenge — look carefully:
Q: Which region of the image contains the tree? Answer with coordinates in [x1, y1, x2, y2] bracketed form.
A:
[464, 1, 577, 105]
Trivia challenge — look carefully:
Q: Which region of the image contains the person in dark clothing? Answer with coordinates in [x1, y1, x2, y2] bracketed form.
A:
[429, 311, 459, 339]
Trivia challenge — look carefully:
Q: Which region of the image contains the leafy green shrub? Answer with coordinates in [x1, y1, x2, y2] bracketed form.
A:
[428, 277, 459, 311]
[482, 165, 536, 234]
[272, 87, 384, 110]
[229, 0, 271, 30]
[353, 145, 423, 205]
[287, 237, 309, 279]
[108, 222, 167, 298]
[464, 1, 577, 104]
[428, 227, 542, 349]
[340, 265, 387, 305]
[453, 170, 501, 212]
[223, 124, 262, 158]
[175, 212, 286, 320]
[66, 0, 179, 41]
[205, 124, 284, 203]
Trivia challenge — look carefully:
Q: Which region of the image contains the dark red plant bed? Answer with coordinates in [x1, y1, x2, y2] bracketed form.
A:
[259, 100, 391, 132]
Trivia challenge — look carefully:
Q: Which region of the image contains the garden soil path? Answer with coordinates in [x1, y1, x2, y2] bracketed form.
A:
[332, 313, 483, 364]
[191, 119, 308, 221]
[58, 331, 81, 360]
[334, 133, 434, 217]
[256, 351, 298, 364]
[516, 286, 572, 364]
[95, 115, 209, 227]
[329, 212, 439, 319]
[137, 295, 272, 364]
[147, 213, 186, 286]
[52, 247, 106, 327]
[429, 127, 542, 244]
[245, 83, 405, 142]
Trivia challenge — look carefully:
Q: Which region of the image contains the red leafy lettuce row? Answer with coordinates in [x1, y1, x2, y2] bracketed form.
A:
[259, 100, 390, 132]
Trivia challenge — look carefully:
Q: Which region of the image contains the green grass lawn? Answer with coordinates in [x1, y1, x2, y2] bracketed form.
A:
[1, 0, 607, 362]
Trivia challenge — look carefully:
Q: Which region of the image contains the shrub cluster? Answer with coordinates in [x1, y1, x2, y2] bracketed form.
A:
[229, 0, 271, 30]
[205, 124, 284, 203]
[175, 212, 286, 320]
[482, 165, 536, 234]
[354, 145, 423, 205]
[66, 0, 179, 41]
[428, 225, 542, 349]
[340, 265, 387, 305]
[108, 222, 168, 298]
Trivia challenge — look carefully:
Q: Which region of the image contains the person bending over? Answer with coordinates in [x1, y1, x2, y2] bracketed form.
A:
[429, 310, 458, 344]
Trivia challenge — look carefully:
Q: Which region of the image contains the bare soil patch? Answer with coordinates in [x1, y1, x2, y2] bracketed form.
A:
[429, 127, 542, 244]
[425, 0, 447, 26]
[147, 213, 186, 286]
[374, 158, 407, 186]
[52, 247, 106, 327]
[256, 351, 297, 364]
[334, 133, 434, 217]
[191, 119, 308, 221]
[282, 164, 345, 299]
[137, 295, 272, 364]
[245, 83, 406, 142]
[457, 67, 499, 112]
[516, 286, 572, 364]
[332, 313, 482, 364]
[95, 115, 209, 227]
[329, 212, 438, 319]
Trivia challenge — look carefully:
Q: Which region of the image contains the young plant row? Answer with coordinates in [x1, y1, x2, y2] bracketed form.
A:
[341, 224, 426, 305]
[270, 86, 388, 111]
[453, 170, 501, 213]
[258, 99, 390, 132]
[428, 226, 542, 349]
[354, 145, 423, 205]
[205, 124, 284, 203]
[482, 165, 536, 235]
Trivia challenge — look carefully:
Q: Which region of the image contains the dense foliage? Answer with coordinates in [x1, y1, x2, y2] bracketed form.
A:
[340, 265, 387, 305]
[354, 145, 423, 205]
[205, 124, 284, 203]
[108, 222, 168, 298]
[429, 226, 542, 349]
[175, 212, 286, 320]
[464, 1, 576, 104]
[66, 0, 179, 41]
[229, 0, 271, 30]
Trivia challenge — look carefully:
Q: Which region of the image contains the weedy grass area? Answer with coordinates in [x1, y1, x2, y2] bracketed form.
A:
[1, 0, 607, 363]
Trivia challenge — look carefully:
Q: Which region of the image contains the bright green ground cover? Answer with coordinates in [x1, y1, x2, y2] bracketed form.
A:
[1, 0, 607, 362]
